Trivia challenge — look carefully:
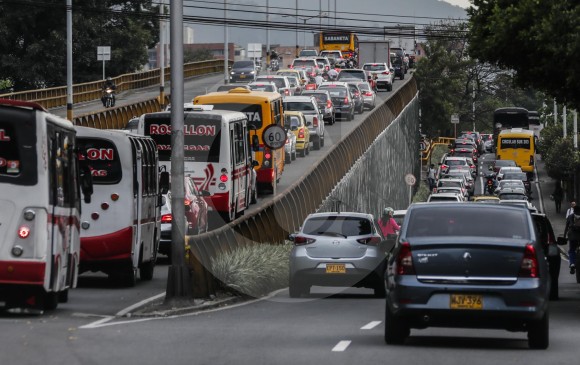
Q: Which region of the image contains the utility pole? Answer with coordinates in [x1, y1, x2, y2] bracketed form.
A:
[295, 0, 299, 57]
[159, 0, 166, 109]
[66, 0, 73, 121]
[564, 106, 567, 138]
[166, 0, 192, 302]
[266, 0, 270, 69]
[472, 82, 476, 131]
[574, 110, 578, 149]
[554, 99, 557, 125]
[224, 0, 229, 84]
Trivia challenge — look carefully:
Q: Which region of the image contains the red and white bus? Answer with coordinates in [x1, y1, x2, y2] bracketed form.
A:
[75, 126, 166, 286]
[136, 106, 255, 222]
[0, 99, 92, 310]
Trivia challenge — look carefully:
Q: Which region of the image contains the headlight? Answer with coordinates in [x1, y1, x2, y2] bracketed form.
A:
[250, 71, 255, 74]
[230, 71, 235, 75]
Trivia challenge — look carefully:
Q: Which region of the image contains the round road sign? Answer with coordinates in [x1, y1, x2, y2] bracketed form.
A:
[262, 124, 286, 150]
[405, 173, 416, 186]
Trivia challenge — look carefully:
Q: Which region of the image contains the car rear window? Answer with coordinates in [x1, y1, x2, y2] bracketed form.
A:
[338, 71, 366, 80]
[293, 60, 316, 68]
[445, 159, 467, 166]
[256, 77, 286, 89]
[495, 160, 517, 168]
[406, 207, 530, 239]
[283, 102, 316, 112]
[503, 173, 528, 182]
[303, 216, 372, 237]
[319, 87, 347, 97]
[453, 151, 473, 158]
[233, 61, 254, 68]
[363, 64, 386, 72]
[302, 93, 328, 103]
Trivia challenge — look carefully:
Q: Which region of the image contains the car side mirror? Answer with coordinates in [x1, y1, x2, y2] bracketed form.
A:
[160, 195, 167, 206]
[306, 121, 313, 127]
[199, 190, 211, 197]
[287, 233, 296, 242]
[252, 160, 259, 167]
[79, 164, 93, 204]
[252, 135, 260, 152]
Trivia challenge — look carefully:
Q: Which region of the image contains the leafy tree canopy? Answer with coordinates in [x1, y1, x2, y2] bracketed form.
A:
[0, 0, 159, 91]
[468, 0, 580, 108]
[184, 49, 215, 63]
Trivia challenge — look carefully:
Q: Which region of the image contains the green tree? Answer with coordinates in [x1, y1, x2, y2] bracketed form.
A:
[0, 0, 158, 91]
[184, 49, 215, 63]
[468, 0, 580, 108]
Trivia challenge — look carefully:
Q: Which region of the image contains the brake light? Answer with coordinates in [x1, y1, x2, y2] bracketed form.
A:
[396, 241, 415, 275]
[220, 174, 228, 182]
[161, 214, 172, 223]
[294, 236, 316, 246]
[285, 89, 290, 96]
[519, 244, 538, 278]
[470, 165, 475, 169]
[298, 128, 304, 138]
[265, 150, 272, 160]
[313, 116, 319, 127]
[184, 199, 192, 206]
[326, 100, 332, 108]
[18, 226, 31, 239]
[343, 97, 348, 104]
[364, 91, 373, 96]
[381, 71, 390, 75]
[450, 149, 455, 153]
[357, 236, 381, 246]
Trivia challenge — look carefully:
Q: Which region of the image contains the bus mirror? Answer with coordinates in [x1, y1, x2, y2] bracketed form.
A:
[160, 195, 167, 206]
[159, 171, 170, 194]
[79, 164, 93, 204]
[252, 135, 260, 152]
[200, 190, 211, 197]
[252, 160, 259, 167]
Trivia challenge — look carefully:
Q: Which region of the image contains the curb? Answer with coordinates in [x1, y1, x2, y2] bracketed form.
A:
[128, 295, 245, 318]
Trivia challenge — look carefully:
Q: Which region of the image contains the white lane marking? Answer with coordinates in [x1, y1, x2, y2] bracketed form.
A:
[79, 288, 288, 329]
[116, 292, 166, 317]
[360, 321, 381, 330]
[332, 340, 352, 352]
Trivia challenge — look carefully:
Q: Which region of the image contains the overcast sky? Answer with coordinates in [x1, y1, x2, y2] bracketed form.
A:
[441, 0, 470, 8]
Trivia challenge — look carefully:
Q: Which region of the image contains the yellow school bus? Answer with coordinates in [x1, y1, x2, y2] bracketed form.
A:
[496, 128, 535, 175]
[193, 88, 285, 194]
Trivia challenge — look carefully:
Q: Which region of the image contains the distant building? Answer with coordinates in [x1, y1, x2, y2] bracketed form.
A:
[148, 43, 242, 69]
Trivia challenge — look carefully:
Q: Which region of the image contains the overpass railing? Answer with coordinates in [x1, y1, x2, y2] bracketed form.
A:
[185, 78, 419, 298]
[0, 59, 231, 110]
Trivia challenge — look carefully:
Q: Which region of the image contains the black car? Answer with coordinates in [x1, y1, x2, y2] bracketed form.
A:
[318, 83, 355, 121]
[229, 60, 258, 83]
[300, 90, 336, 125]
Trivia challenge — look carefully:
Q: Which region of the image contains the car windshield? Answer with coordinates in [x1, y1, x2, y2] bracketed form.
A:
[233, 61, 254, 68]
[302, 216, 372, 237]
[406, 206, 530, 239]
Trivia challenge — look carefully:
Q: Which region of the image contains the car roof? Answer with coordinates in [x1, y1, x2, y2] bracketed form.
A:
[306, 211, 373, 219]
[283, 96, 315, 102]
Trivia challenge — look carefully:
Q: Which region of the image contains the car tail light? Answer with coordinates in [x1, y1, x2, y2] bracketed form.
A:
[184, 199, 192, 206]
[364, 91, 373, 96]
[470, 165, 475, 169]
[326, 100, 332, 108]
[450, 149, 455, 153]
[381, 71, 390, 75]
[354, 92, 360, 97]
[161, 214, 172, 223]
[289, 65, 294, 69]
[284, 89, 290, 96]
[18, 226, 31, 239]
[310, 72, 316, 77]
[313, 116, 319, 127]
[298, 128, 305, 138]
[519, 244, 538, 278]
[396, 241, 415, 275]
[294, 236, 316, 246]
[357, 236, 381, 246]
[343, 97, 348, 104]
[325, 66, 329, 71]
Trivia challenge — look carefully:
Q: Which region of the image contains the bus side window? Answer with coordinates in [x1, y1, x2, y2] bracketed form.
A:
[234, 122, 245, 165]
[138, 138, 151, 197]
[129, 138, 138, 197]
[145, 139, 158, 193]
[272, 99, 282, 125]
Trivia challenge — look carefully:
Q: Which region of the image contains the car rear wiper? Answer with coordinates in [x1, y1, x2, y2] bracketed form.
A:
[316, 231, 347, 238]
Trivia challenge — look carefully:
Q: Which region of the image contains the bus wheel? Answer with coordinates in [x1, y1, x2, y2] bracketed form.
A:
[43, 291, 59, 311]
[140, 260, 155, 281]
[58, 289, 69, 303]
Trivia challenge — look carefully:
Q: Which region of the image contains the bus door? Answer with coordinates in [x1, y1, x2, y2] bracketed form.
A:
[231, 120, 250, 214]
[129, 138, 143, 270]
[46, 124, 76, 292]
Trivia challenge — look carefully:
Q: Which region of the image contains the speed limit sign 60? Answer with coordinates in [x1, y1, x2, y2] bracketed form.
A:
[262, 124, 287, 150]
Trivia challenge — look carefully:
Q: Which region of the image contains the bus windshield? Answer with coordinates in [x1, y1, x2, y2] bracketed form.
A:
[0, 119, 37, 185]
[77, 138, 122, 184]
[144, 115, 222, 162]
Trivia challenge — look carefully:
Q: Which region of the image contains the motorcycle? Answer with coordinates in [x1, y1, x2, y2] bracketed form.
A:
[485, 174, 495, 195]
[102, 87, 115, 108]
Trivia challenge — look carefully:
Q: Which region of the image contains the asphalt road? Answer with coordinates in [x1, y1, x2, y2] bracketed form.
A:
[5, 78, 578, 364]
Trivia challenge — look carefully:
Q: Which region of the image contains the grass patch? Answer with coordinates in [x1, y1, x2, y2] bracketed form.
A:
[210, 243, 292, 298]
[413, 144, 448, 203]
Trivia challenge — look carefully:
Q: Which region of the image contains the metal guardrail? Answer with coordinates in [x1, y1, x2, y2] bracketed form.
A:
[421, 137, 455, 165]
[185, 78, 419, 298]
[0, 60, 231, 110]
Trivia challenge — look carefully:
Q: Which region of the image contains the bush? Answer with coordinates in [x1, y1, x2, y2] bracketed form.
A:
[210, 243, 292, 298]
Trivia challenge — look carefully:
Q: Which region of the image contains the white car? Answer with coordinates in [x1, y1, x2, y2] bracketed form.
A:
[247, 81, 279, 93]
[356, 82, 376, 110]
[494, 179, 526, 195]
[283, 95, 325, 150]
[284, 128, 297, 163]
[362, 62, 395, 91]
[497, 166, 523, 181]
[427, 193, 464, 203]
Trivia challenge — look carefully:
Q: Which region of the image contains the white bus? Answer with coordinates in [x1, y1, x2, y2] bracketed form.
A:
[136, 106, 256, 222]
[0, 99, 92, 311]
[75, 126, 167, 287]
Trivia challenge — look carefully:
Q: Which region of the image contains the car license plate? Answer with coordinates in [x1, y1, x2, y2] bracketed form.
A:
[240, 75, 246, 79]
[450, 294, 483, 310]
[326, 264, 346, 274]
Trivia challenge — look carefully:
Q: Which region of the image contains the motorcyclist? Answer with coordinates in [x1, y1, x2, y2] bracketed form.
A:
[327, 67, 338, 81]
[101, 77, 117, 107]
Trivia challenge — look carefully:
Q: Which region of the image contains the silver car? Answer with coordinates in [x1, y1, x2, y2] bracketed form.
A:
[384, 203, 550, 349]
[288, 212, 387, 298]
[356, 82, 376, 110]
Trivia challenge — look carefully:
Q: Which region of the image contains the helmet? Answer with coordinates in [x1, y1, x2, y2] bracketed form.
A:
[383, 207, 394, 215]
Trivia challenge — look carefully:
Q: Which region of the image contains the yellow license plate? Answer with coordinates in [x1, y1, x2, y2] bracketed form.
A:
[240, 75, 246, 78]
[450, 294, 483, 310]
[326, 264, 346, 274]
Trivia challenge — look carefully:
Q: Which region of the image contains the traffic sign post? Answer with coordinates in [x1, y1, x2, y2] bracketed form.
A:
[451, 114, 459, 138]
[405, 173, 416, 205]
[97, 46, 111, 80]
